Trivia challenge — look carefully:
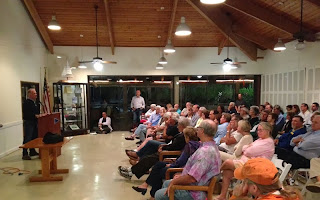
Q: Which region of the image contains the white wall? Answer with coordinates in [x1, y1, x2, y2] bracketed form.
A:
[48, 46, 265, 83]
[260, 41, 320, 108]
[0, 0, 47, 157]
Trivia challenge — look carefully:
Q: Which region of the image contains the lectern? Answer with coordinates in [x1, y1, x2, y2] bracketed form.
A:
[38, 112, 61, 137]
[38, 112, 61, 155]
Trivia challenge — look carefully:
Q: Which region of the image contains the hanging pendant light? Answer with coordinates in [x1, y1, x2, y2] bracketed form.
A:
[273, 38, 286, 51]
[48, 15, 61, 30]
[164, 39, 175, 53]
[158, 51, 167, 65]
[175, 17, 191, 36]
[155, 63, 164, 70]
[200, 0, 225, 4]
[62, 60, 73, 78]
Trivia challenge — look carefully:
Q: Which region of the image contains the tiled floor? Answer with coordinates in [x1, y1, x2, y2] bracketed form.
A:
[0, 132, 319, 200]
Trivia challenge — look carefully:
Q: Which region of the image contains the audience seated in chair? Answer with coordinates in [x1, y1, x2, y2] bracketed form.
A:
[219, 119, 253, 162]
[125, 106, 161, 142]
[276, 114, 320, 170]
[213, 113, 231, 145]
[275, 115, 306, 151]
[280, 111, 295, 134]
[273, 105, 285, 131]
[250, 110, 269, 140]
[129, 126, 200, 199]
[267, 113, 279, 139]
[239, 107, 250, 120]
[230, 158, 301, 200]
[154, 120, 221, 200]
[194, 107, 208, 128]
[118, 117, 190, 180]
[180, 102, 192, 117]
[216, 122, 275, 200]
[249, 106, 260, 128]
[190, 104, 200, 127]
[299, 103, 312, 126]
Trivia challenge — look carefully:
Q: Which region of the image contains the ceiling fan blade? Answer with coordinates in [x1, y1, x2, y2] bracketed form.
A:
[101, 61, 117, 64]
[78, 61, 93, 64]
[210, 62, 223, 64]
[232, 62, 247, 65]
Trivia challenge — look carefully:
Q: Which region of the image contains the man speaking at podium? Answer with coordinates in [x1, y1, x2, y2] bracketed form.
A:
[22, 88, 45, 160]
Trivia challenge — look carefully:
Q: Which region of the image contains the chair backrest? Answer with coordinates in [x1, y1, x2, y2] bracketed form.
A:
[271, 156, 292, 182]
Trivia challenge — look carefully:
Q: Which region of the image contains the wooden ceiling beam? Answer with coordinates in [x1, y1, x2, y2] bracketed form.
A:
[103, 0, 115, 55]
[166, 0, 179, 43]
[233, 28, 275, 50]
[224, 0, 313, 35]
[186, 0, 257, 61]
[22, 0, 54, 54]
[217, 37, 227, 55]
[306, 0, 320, 7]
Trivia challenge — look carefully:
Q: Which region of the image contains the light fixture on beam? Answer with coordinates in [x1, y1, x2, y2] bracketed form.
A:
[175, 17, 191, 36]
[156, 63, 164, 70]
[164, 39, 175, 53]
[48, 15, 61, 30]
[273, 38, 286, 51]
[158, 52, 167, 65]
[200, 0, 226, 4]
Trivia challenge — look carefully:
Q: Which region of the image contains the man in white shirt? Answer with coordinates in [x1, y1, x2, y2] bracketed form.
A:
[131, 90, 145, 128]
[299, 103, 312, 126]
[312, 102, 319, 113]
[97, 112, 112, 134]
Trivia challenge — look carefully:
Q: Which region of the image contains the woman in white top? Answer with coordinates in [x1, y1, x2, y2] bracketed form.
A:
[219, 119, 253, 161]
[97, 112, 112, 134]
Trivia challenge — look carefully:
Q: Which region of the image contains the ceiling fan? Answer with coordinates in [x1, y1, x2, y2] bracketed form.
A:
[79, 5, 117, 66]
[210, 32, 247, 66]
[292, 0, 316, 50]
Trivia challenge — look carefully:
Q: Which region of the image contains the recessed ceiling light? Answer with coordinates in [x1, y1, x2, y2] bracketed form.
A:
[160, 7, 165, 10]
[57, 56, 62, 59]
[80, 34, 84, 37]
[158, 35, 161, 39]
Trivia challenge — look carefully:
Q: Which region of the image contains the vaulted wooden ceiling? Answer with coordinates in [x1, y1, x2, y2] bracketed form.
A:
[22, 0, 320, 60]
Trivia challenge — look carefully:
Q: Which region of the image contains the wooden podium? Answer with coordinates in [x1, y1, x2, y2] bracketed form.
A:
[38, 112, 62, 156]
[38, 112, 61, 138]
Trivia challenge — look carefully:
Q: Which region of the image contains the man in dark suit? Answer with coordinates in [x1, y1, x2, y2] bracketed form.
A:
[22, 88, 42, 160]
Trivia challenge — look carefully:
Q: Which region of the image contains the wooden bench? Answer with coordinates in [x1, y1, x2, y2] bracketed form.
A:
[19, 137, 72, 182]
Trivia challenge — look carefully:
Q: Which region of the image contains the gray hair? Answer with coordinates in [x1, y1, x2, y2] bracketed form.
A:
[150, 104, 156, 108]
[250, 106, 260, 115]
[238, 120, 251, 132]
[171, 112, 180, 122]
[229, 102, 235, 107]
[259, 122, 273, 136]
[178, 117, 191, 128]
[163, 112, 172, 119]
[199, 106, 207, 113]
[200, 119, 217, 137]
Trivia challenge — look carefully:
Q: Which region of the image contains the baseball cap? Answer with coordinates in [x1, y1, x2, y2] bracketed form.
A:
[234, 158, 279, 185]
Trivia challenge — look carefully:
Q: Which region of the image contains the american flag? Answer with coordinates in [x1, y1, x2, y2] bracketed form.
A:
[43, 69, 51, 114]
